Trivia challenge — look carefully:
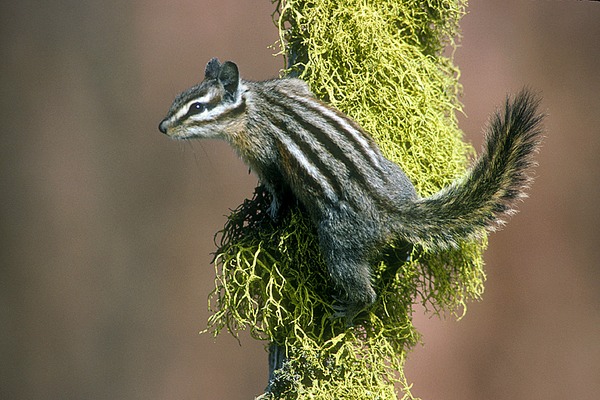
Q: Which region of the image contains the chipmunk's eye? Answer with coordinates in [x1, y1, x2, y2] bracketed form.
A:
[187, 102, 207, 116]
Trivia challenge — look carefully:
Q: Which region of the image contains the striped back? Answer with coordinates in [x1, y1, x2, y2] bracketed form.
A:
[244, 79, 417, 216]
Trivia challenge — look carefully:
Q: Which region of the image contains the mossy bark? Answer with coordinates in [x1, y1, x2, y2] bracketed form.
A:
[206, 1, 486, 398]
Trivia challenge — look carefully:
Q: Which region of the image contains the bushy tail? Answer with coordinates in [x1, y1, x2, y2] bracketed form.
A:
[396, 88, 544, 250]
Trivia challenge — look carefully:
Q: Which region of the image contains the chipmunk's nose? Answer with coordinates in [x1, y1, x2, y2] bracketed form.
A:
[158, 119, 169, 134]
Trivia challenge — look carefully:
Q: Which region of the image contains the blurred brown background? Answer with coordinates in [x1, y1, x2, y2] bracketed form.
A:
[1, 1, 598, 399]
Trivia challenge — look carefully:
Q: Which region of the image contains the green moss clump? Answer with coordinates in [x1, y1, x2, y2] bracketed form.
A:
[206, 1, 486, 398]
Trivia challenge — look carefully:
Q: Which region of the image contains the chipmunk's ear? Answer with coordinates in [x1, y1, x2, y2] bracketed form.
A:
[218, 61, 239, 96]
[204, 58, 222, 80]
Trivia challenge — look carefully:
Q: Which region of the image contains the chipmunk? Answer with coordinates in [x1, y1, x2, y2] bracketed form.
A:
[159, 58, 543, 320]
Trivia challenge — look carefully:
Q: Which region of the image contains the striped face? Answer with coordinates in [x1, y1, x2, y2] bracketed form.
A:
[158, 59, 245, 140]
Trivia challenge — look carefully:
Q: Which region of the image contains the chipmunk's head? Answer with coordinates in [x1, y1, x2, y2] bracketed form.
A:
[159, 58, 246, 139]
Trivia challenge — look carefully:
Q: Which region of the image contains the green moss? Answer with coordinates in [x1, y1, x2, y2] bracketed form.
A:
[206, 1, 486, 398]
